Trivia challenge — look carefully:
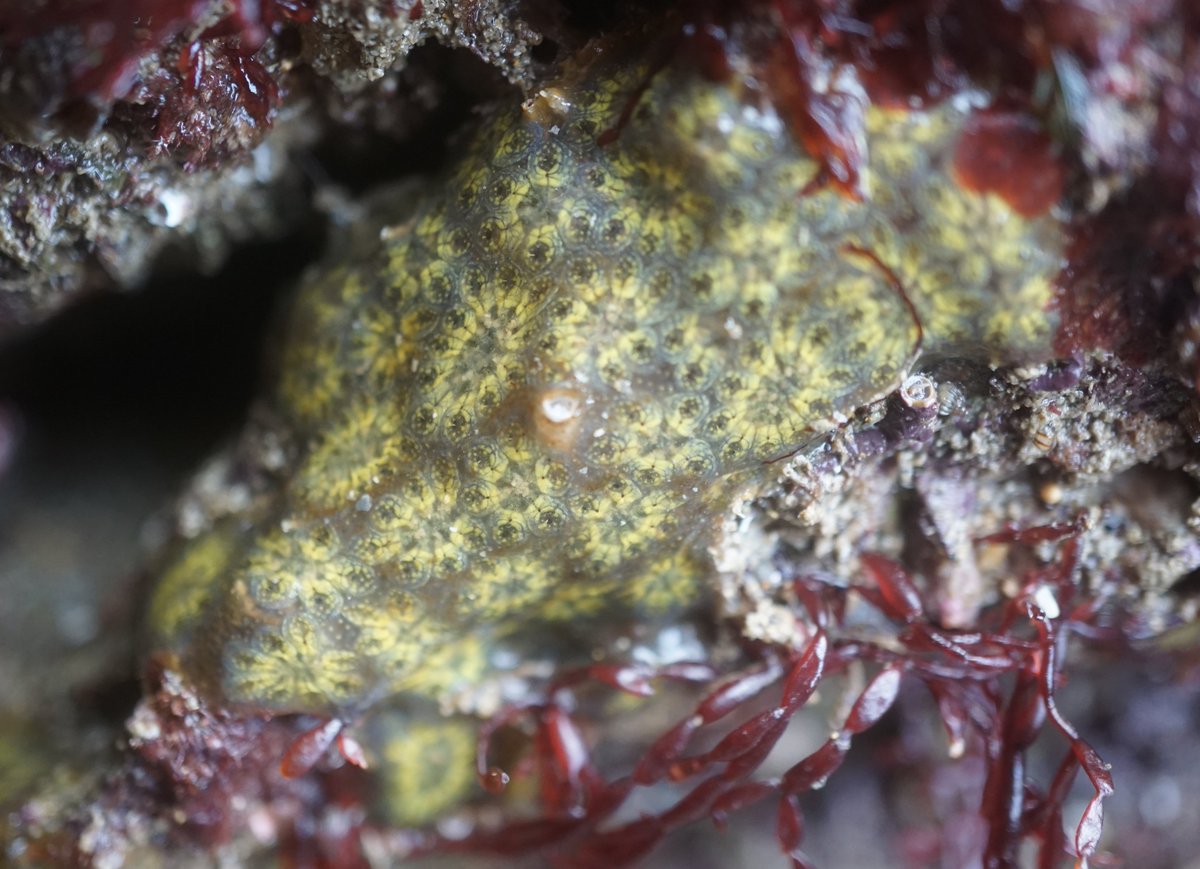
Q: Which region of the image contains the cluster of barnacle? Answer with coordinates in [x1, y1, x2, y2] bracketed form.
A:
[4, 0, 1200, 867]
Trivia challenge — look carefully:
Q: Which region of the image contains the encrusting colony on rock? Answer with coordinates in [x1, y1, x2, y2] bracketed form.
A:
[150, 37, 1060, 721]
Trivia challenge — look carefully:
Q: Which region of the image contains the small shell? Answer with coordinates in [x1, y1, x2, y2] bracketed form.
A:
[936, 381, 967, 416]
[1038, 480, 1064, 505]
[1032, 425, 1056, 451]
[900, 374, 938, 409]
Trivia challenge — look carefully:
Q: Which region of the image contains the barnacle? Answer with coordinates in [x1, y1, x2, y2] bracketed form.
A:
[149, 39, 1062, 723]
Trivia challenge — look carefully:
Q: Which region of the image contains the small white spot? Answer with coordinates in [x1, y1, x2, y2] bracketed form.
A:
[246, 806, 277, 843]
[540, 392, 581, 423]
[740, 103, 784, 136]
[157, 190, 192, 228]
[950, 89, 991, 113]
[437, 814, 474, 841]
[1033, 585, 1061, 619]
[355, 494, 373, 512]
[251, 142, 275, 182]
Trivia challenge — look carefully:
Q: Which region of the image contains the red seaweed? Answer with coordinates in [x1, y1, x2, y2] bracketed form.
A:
[0, 0, 315, 163]
[1052, 1, 1200, 390]
[396, 508, 1123, 868]
[952, 107, 1064, 217]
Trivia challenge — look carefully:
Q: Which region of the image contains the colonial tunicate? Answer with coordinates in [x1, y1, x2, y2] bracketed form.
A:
[149, 42, 1062, 716]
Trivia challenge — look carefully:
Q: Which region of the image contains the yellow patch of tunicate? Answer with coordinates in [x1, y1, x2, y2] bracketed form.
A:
[149, 525, 240, 642]
[368, 711, 480, 826]
[149, 43, 1063, 720]
[223, 612, 368, 710]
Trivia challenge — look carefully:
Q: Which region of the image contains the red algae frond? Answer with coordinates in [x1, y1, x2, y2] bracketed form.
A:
[396, 521, 1114, 868]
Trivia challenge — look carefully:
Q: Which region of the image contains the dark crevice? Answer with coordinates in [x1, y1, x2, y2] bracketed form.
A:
[0, 219, 322, 465]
